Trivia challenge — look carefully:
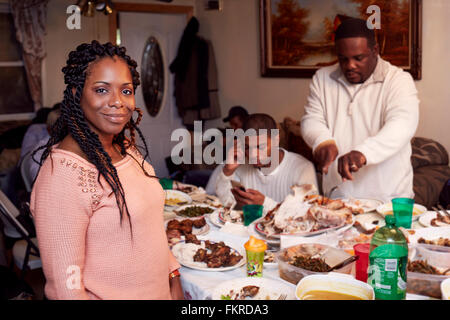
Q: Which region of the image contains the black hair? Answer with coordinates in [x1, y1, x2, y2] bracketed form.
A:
[32, 40, 153, 235]
[335, 18, 376, 48]
[243, 113, 278, 135]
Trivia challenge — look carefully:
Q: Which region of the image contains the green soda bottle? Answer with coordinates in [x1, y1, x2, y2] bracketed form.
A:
[367, 215, 408, 300]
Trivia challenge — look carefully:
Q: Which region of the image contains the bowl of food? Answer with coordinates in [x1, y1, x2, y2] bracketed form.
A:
[376, 202, 427, 221]
[407, 244, 450, 299]
[441, 277, 450, 300]
[296, 273, 374, 300]
[174, 204, 216, 218]
[276, 243, 355, 285]
[164, 190, 192, 209]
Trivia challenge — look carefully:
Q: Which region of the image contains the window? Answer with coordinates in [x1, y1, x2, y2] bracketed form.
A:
[0, 4, 34, 119]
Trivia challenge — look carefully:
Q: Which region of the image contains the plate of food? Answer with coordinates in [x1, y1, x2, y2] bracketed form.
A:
[353, 212, 385, 234]
[418, 211, 450, 228]
[165, 217, 210, 246]
[164, 190, 192, 209]
[376, 202, 427, 221]
[264, 249, 278, 268]
[405, 226, 450, 247]
[257, 185, 354, 239]
[211, 277, 295, 300]
[171, 237, 245, 272]
[218, 207, 244, 225]
[173, 204, 216, 218]
[339, 198, 383, 214]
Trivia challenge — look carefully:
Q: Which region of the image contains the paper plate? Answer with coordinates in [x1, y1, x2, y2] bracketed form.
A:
[340, 198, 383, 213]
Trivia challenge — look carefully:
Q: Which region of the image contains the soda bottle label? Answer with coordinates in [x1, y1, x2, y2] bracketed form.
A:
[368, 244, 408, 300]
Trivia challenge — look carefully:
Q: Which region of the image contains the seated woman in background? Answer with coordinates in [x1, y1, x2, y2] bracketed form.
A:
[31, 40, 183, 300]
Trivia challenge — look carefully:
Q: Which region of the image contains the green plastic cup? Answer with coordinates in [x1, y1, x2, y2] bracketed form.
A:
[391, 197, 414, 228]
[242, 204, 263, 226]
[159, 178, 173, 190]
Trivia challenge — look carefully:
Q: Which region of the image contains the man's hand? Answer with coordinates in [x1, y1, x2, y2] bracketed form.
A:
[223, 139, 244, 176]
[314, 140, 339, 174]
[231, 188, 265, 206]
[337, 150, 367, 181]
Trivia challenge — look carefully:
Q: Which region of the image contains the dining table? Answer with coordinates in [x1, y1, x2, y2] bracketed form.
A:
[163, 187, 445, 300]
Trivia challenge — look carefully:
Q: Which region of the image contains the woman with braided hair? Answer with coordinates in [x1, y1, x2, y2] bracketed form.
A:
[30, 40, 184, 300]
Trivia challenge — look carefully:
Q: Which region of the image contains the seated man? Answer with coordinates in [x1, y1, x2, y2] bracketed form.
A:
[216, 113, 318, 212]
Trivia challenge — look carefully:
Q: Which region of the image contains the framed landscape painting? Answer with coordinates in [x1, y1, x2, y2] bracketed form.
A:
[260, 0, 422, 79]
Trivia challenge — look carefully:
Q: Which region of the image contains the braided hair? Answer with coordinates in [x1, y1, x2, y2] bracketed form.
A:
[33, 40, 154, 234]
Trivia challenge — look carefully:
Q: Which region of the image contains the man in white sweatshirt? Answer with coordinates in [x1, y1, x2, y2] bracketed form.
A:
[301, 18, 419, 202]
[216, 113, 318, 212]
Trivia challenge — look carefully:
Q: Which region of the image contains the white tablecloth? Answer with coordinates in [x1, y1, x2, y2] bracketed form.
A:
[165, 208, 434, 300]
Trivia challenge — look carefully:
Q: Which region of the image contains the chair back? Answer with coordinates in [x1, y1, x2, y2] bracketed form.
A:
[20, 152, 35, 193]
[0, 190, 23, 238]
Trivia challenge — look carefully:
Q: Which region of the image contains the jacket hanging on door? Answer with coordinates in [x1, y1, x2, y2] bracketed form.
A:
[170, 17, 221, 129]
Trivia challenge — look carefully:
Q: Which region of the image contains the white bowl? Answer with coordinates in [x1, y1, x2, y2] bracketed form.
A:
[296, 273, 374, 300]
[376, 202, 427, 221]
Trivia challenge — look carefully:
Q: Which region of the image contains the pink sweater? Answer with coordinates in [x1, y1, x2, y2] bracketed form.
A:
[30, 147, 180, 300]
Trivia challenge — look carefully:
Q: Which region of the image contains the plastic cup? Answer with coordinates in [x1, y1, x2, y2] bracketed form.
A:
[353, 243, 370, 283]
[242, 204, 263, 226]
[391, 197, 414, 228]
[159, 178, 173, 190]
[244, 236, 267, 277]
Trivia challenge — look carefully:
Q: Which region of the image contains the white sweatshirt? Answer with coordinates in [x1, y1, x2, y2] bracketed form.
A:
[215, 149, 318, 213]
[301, 57, 419, 202]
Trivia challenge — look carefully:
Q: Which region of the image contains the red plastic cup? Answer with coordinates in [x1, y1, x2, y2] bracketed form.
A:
[353, 243, 370, 283]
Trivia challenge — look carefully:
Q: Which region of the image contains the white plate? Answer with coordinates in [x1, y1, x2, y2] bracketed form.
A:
[253, 217, 354, 239]
[247, 220, 280, 247]
[340, 198, 383, 213]
[164, 190, 192, 209]
[164, 217, 210, 236]
[376, 202, 427, 221]
[354, 212, 385, 233]
[171, 240, 245, 272]
[218, 208, 244, 225]
[419, 211, 450, 228]
[407, 226, 450, 245]
[173, 203, 216, 218]
[211, 277, 296, 300]
[208, 210, 225, 228]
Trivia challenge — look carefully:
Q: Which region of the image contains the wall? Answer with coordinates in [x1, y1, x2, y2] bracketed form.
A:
[42, 0, 195, 108]
[195, 0, 450, 153]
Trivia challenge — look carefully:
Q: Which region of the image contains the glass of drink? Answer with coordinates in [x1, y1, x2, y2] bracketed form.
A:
[391, 198, 415, 229]
[242, 204, 263, 226]
[353, 243, 370, 283]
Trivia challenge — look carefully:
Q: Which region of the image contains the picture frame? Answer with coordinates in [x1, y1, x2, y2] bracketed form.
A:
[260, 0, 422, 79]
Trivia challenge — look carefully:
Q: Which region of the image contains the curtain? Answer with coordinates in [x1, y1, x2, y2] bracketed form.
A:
[9, 0, 48, 111]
